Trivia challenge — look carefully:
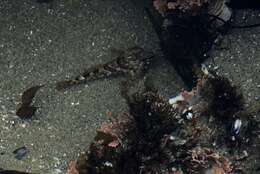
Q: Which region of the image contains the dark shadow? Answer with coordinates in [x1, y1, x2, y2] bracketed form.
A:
[228, 0, 260, 9]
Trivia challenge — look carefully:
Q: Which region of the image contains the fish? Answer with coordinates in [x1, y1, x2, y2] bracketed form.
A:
[15, 47, 153, 118]
[55, 47, 154, 91]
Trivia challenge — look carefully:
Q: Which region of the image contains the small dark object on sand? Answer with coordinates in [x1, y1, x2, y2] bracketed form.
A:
[16, 85, 43, 119]
[13, 146, 29, 160]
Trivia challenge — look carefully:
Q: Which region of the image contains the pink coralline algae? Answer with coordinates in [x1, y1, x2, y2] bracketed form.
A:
[153, 0, 210, 15]
[73, 70, 259, 174]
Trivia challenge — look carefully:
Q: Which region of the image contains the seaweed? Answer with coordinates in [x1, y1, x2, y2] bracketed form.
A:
[147, 0, 235, 89]
[74, 71, 260, 174]
[197, 72, 244, 120]
[147, 7, 221, 88]
[153, 0, 209, 15]
[74, 91, 180, 174]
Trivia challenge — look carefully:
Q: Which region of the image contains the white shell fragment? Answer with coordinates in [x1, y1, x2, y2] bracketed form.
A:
[78, 75, 85, 80]
[104, 161, 113, 167]
[201, 64, 209, 75]
[233, 119, 242, 135]
[186, 112, 193, 120]
[169, 94, 184, 105]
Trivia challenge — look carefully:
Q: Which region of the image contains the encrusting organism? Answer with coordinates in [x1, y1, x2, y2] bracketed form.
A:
[72, 66, 260, 174]
[73, 70, 254, 173]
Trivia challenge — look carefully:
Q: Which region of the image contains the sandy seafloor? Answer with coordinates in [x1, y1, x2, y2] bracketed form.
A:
[204, 9, 260, 173]
[0, 0, 260, 173]
[0, 0, 184, 173]
[205, 9, 260, 106]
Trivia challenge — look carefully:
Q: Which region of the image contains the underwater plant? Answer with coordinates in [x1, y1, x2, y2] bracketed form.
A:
[150, 0, 260, 91]
[153, 0, 231, 20]
[72, 70, 260, 174]
[153, 0, 209, 15]
[148, 0, 233, 88]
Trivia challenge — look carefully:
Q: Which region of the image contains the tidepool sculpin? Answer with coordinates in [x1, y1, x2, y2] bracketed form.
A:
[15, 47, 153, 119]
[55, 47, 154, 91]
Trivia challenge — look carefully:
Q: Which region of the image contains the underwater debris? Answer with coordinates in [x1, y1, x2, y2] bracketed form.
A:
[183, 147, 233, 174]
[13, 146, 29, 160]
[16, 85, 43, 119]
[55, 47, 154, 91]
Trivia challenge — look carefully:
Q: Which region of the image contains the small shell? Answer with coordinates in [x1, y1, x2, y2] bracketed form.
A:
[201, 64, 209, 75]
[77, 75, 85, 81]
[104, 161, 113, 167]
[232, 119, 242, 135]
[169, 95, 185, 105]
[186, 112, 193, 119]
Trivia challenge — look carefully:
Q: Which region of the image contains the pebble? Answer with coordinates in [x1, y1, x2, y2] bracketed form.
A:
[13, 146, 29, 160]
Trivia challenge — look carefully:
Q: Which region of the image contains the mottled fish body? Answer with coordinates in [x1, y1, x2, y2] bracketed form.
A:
[56, 47, 153, 90]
